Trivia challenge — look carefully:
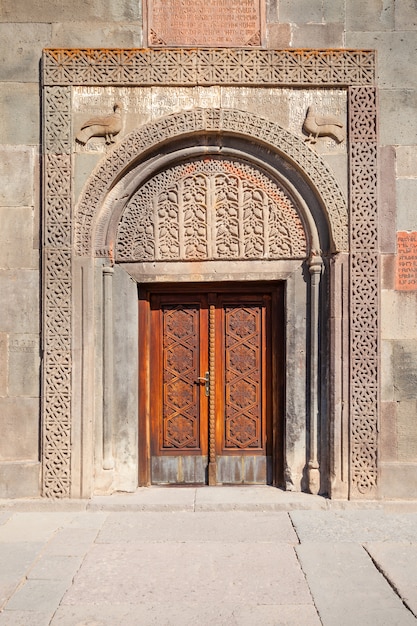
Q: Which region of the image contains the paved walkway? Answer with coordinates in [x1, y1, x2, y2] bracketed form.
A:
[0, 487, 416, 625]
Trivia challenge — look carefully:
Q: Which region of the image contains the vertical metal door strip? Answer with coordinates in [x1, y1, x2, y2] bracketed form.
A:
[208, 303, 217, 485]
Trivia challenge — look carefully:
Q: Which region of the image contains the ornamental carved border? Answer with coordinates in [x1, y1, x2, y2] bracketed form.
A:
[42, 48, 378, 498]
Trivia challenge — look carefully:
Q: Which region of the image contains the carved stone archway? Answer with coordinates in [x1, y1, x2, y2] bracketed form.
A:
[42, 49, 378, 499]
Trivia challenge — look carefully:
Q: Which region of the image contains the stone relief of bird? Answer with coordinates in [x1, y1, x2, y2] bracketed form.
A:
[303, 106, 345, 144]
[76, 102, 123, 146]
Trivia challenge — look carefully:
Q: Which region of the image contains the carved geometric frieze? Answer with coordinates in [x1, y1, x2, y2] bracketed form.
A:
[75, 108, 348, 256]
[116, 158, 307, 262]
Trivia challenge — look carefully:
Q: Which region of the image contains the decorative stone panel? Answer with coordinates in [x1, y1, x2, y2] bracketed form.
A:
[42, 48, 378, 498]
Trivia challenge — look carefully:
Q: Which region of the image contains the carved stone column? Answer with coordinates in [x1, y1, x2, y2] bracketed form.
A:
[102, 266, 114, 470]
[308, 252, 323, 494]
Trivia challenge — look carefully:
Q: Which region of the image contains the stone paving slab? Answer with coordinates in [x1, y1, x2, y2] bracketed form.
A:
[27, 555, 84, 582]
[89, 487, 196, 511]
[0, 610, 51, 626]
[296, 543, 417, 625]
[365, 542, 417, 618]
[41, 527, 99, 557]
[194, 486, 328, 511]
[62, 542, 313, 607]
[5, 579, 70, 613]
[290, 510, 417, 542]
[0, 542, 43, 609]
[0, 513, 79, 543]
[51, 602, 321, 625]
[96, 511, 298, 544]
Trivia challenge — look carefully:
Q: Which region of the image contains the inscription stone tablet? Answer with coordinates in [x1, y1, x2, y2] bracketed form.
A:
[396, 231, 417, 291]
[147, 0, 262, 47]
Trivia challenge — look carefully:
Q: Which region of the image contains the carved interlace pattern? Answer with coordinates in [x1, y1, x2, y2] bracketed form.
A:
[42, 87, 72, 497]
[349, 87, 378, 497]
[42, 49, 378, 498]
[116, 158, 307, 262]
[162, 305, 200, 449]
[225, 306, 262, 449]
[43, 49, 375, 86]
[76, 109, 348, 255]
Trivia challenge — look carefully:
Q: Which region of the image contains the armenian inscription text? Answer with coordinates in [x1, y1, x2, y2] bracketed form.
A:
[396, 231, 417, 291]
[148, 0, 262, 47]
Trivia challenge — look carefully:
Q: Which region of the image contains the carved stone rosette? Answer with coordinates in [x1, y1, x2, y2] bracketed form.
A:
[42, 48, 378, 498]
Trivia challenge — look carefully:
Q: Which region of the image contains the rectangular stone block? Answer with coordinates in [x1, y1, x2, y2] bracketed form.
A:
[0, 270, 39, 334]
[0, 83, 39, 146]
[380, 462, 417, 499]
[397, 400, 417, 462]
[51, 22, 143, 48]
[266, 0, 278, 22]
[346, 33, 417, 90]
[0, 1, 141, 22]
[381, 339, 394, 402]
[279, 0, 327, 22]
[395, 0, 417, 30]
[266, 23, 291, 48]
[0, 23, 51, 82]
[396, 179, 417, 231]
[379, 145, 396, 254]
[0, 462, 40, 498]
[292, 24, 344, 48]
[0, 398, 39, 461]
[0, 147, 34, 207]
[396, 146, 417, 178]
[392, 340, 417, 401]
[381, 254, 396, 291]
[346, 0, 394, 31]
[380, 401, 397, 462]
[381, 290, 417, 341]
[9, 334, 40, 398]
[0, 208, 38, 270]
[379, 89, 417, 147]
[0, 333, 6, 397]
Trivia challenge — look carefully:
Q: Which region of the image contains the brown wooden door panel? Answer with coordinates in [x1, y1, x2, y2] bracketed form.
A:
[140, 283, 283, 485]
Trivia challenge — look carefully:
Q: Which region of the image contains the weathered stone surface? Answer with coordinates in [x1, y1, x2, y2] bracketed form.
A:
[0, 270, 39, 333]
[0, 24, 51, 82]
[266, 23, 291, 47]
[392, 341, 417, 401]
[266, 0, 279, 22]
[27, 555, 83, 581]
[0, 148, 34, 207]
[346, 0, 394, 31]
[5, 579, 69, 613]
[379, 145, 396, 254]
[0, 610, 51, 625]
[0, 333, 7, 397]
[346, 32, 417, 89]
[381, 253, 396, 290]
[397, 400, 417, 461]
[0, 84, 39, 145]
[51, 22, 143, 48]
[380, 463, 417, 499]
[9, 335, 40, 398]
[381, 339, 394, 401]
[395, 0, 417, 30]
[292, 24, 344, 48]
[0, 462, 40, 498]
[379, 90, 417, 146]
[397, 179, 417, 230]
[396, 145, 417, 178]
[0, 542, 42, 609]
[381, 290, 417, 340]
[296, 543, 417, 625]
[279, 0, 345, 23]
[0, 208, 38, 269]
[380, 401, 398, 462]
[0, 1, 141, 22]
[0, 398, 39, 461]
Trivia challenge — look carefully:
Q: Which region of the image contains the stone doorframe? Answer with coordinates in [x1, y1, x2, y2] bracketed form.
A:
[42, 48, 378, 499]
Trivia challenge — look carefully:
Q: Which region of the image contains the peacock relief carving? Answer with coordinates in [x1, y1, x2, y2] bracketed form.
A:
[76, 102, 122, 146]
[303, 106, 345, 144]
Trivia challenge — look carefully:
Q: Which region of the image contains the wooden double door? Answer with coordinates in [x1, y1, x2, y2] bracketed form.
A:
[139, 283, 284, 486]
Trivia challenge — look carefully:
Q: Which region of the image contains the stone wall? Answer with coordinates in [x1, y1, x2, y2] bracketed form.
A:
[0, 0, 416, 498]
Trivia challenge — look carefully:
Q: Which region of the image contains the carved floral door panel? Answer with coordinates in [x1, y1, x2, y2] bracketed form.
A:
[141, 285, 282, 485]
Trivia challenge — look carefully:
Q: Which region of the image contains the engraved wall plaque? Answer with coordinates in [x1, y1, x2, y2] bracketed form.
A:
[147, 0, 263, 47]
[396, 231, 417, 291]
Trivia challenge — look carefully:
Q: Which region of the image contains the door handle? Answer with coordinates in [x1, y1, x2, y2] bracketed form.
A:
[197, 371, 210, 397]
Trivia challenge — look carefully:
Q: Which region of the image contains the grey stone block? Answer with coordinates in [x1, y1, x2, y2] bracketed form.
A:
[0, 542, 43, 609]
[0, 83, 39, 146]
[292, 24, 344, 48]
[0, 270, 39, 333]
[0, 610, 51, 625]
[380, 90, 417, 146]
[5, 579, 69, 613]
[0, 208, 38, 270]
[397, 178, 417, 231]
[397, 400, 417, 462]
[396, 146, 417, 178]
[266, 0, 279, 23]
[0, 398, 39, 461]
[380, 401, 398, 462]
[0, 0, 141, 21]
[296, 542, 417, 625]
[0, 462, 40, 498]
[0, 333, 6, 397]
[0, 148, 34, 207]
[381, 290, 417, 341]
[9, 334, 40, 398]
[392, 340, 417, 401]
[395, 0, 417, 30]
[51, 22, 143, 48]
[381, 339, 394, 402]
[346, 0, 394, 31]
[280, 0, 343, 23]
[0, 24, 51, 82]
[346, 32, 417, 90]
[27, 555, 83, 582]
[380, 462, 417, 499]
[379, 145, 396, 253]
